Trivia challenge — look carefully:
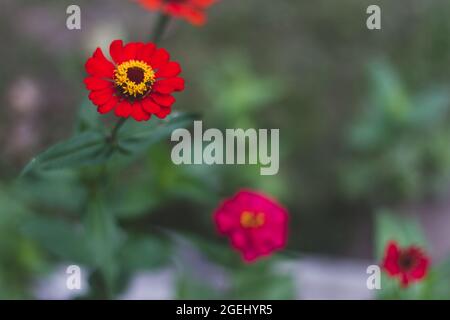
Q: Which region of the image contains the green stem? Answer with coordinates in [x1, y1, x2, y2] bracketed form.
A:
[152, 14, 171, 44]
[109, 117, 127, 144]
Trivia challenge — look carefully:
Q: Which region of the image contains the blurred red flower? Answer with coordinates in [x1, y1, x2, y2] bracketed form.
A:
[214, 189, 289, 262]
[136, 0, 216, 26]
[382, 241, 430, 287]
[85, 40, 184, 121]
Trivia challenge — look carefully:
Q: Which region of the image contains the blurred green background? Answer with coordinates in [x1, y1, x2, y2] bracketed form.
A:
[1, 0, 450, 299]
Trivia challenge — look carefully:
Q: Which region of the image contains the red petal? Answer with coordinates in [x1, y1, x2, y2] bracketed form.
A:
[115, 100, 133, 118]
[131, 102, 151, 121]
[84, 77, 113, 91]
[88, 87, 115, 106]
[155, 107, 172, 119]
[85, 48, 115, 78]
[150, 93, 176, 107]
[137, 0, 160, 10]
[410, 256, 429, 279]
[110, 40, 124, 64]
[153, 77, 185, 94]
[156, 61, 182, 78]
[382, 241, 401, 276]
[141, 98, 161, 114]
[400, 273, 410, 287]
[98, 96, 119, 114]
[150, 48, 170, 70]
[122, 42, 144, 61]
[136, 43, 157, 64]
[184, 8, 207, 26]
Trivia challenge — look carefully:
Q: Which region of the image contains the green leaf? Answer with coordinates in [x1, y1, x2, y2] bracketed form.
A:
[20, 131, 111, 176]
[176, 274, 223, 299]
[14, 170, 86, 213]
[426, 258, 450, 299]
[84, 194, 124, 295]
[75, 98, 103, 134]
[21, 216, 91, 264]
[229, 262, 295, 299]
[120, 236, 172, 271]
[116, 112, 197, 157]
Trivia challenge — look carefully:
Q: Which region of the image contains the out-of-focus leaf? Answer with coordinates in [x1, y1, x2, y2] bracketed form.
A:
[410, 89, 450, 129]
[14, 170, 86, 213]
[229, 262, 295, 299]
[75, 98, 104, 134]
[176, 274, 223, 299]
[85, 195, 123, 292]
[20, 131, 111, 176]
[21, 216, 91, 264]
[370, 61, 411, 123]
[120, 236, 172, 271]
[426, 258, 450, 299]
[116, 112, 197, 157]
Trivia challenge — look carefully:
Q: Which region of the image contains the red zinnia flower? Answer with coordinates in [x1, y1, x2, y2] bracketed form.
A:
[214, 189, 289, 262]
[84, 40, 184, 121]
[136, 0, 216, 26]
[382, 241, 430, 287]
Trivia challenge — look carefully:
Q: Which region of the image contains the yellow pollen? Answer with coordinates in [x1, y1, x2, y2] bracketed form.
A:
[240, 211, 265, 228]
[114, 60, 155, 98]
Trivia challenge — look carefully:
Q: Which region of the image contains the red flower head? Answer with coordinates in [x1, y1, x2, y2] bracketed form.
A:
[136, 0, 216, 26]
[84, 40, 184, 121]
[382, 241, 430, 287]
[214, 189, 289, 262]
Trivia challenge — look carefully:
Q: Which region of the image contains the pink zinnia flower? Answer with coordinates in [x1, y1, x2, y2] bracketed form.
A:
[214, 189, 289, 262]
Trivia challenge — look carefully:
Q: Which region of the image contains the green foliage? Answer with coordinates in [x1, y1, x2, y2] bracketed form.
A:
[228, 262, 295, 300]
[22, 216, 92, 264]
[0, 186, 46, 299]
[20, 131, 109, 176]
[342, 62, 450, 203]
[174, 235, 295, 300]
[21, 103, 197, 177]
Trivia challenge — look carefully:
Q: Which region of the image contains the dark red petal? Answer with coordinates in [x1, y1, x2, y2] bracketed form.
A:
[88, 87, 115, 106]
[150, 48, 170, 70]
[136, 43, 157, 64]
[98, 96, 119, 114]
[131, 102, 151, 121]
[156, 61, 182, 78]
[115, 100, 133, 118]
[84, 77, 113, 91]
[110, 40, 125, 64]
[141, 98, 161, 114]
[150, 93, 176, 107]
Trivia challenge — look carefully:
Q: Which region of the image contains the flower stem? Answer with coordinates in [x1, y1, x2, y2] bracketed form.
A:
[109, 117, 127, 144]
[152, 14, 171, 44]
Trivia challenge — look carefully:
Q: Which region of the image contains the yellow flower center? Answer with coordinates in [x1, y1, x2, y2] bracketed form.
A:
[240, 211, 265, 229]
[114, 60, 155, 98]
